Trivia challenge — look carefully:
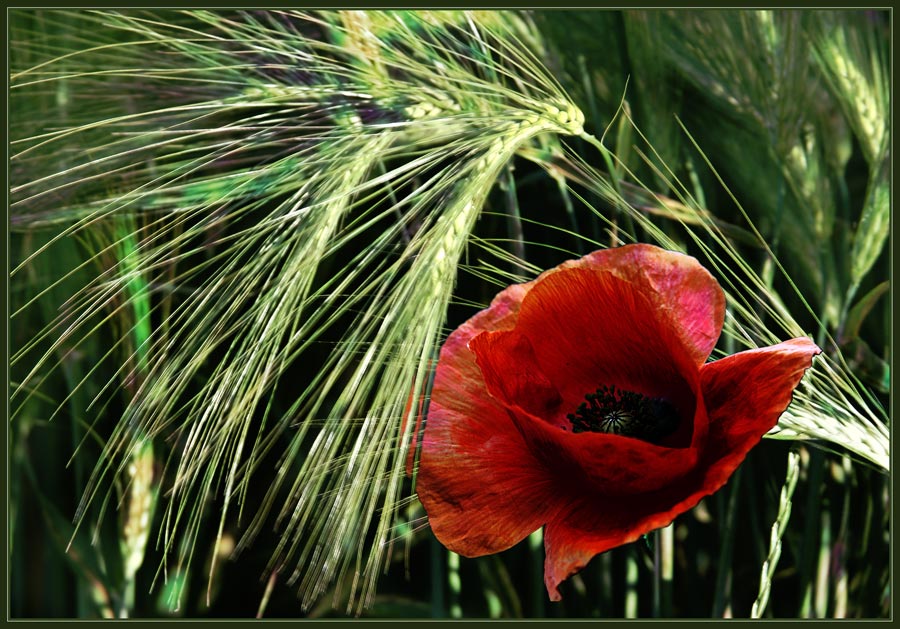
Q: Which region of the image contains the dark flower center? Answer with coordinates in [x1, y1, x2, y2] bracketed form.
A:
[566, 384, 680, 444]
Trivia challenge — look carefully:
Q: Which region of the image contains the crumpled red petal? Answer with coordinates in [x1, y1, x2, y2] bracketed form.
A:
[468, 329, 563, 424]
[476, 268, 698, 417]
[512, 398, 705, 497]
[416, 393, 562, 556]
[472, 265, 705, 449]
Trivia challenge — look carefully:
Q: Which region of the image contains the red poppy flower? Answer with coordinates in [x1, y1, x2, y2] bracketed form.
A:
[416, 244, 820, 600]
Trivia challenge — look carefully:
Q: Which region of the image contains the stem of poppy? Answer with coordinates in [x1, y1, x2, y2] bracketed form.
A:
[798, 448, 825, 617]
[624, 552, 639, 618]
[527, 530, 545, 618]
[712, 467, 742, 616]
[650, 526, 673, 617]
[813, 509, 832, 617]
[429, 536, 445, 618]
[832, 457, 852, 618]
[652, 531, 661, 618]
[598, 552, 613, 617]
[447, 550, 462, 618]
[660, 524, 674, 616]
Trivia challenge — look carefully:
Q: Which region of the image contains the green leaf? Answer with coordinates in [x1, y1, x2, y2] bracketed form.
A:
[24, 461, 117, 618]
[840, 336, 889, 394]
[842, 280, 888, 341]
[850, 174, 889, 288]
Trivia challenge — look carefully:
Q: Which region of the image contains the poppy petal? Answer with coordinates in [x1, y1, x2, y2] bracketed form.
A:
[560, 244, 726, 366]
[469, 329, 564, 426]
[698, 337, 821, 491]
[542, 499, 641, 602]
[507, 266, 701, 434]
[416, 282, 560, 556]
[499, 396, 705, 497]
[541, 482, 710, 601]
[539, 338, 819, 600]
[417, 399, 561, 556]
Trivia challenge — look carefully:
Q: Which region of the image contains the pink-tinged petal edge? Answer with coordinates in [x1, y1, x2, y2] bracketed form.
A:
[560, 244, 726, 367]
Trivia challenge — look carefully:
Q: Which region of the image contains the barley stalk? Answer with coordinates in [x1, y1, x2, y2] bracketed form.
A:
[751, 449, 801, 618]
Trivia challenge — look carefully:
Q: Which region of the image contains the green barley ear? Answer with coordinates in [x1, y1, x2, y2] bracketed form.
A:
[751, 449, 802, 618]
[10, 9, 586, 614]
[805, 12, 890, 340]
[809, 11, 888, 168]
[656, 10, 813, 154]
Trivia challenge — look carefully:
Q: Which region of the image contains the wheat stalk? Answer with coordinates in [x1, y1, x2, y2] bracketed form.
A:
[751, 449, 802, 618]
